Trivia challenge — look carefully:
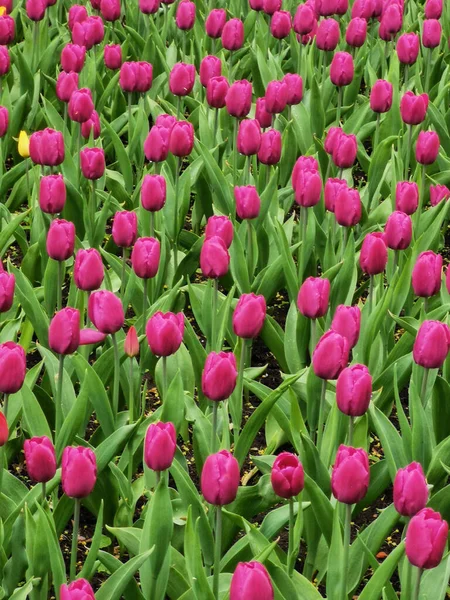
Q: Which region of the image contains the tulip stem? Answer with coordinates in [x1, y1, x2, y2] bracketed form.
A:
[211, 401, 218, 453]
[298, 206, 308, 282]
[341, 226, 348, 260]
[2, 393, 8, 421]
[162, 356, 167, 401]
[41, 482, 46, 503]
[369, 275, 375, 314]
[342, 503, 352, 599]
[33, 22, 40, 72]
[287, 497, 295, 577]
[112, 333, 120, 419]
[143, 278, 148, 334]
[298, 42, 303, 75]
[233, 118, 238, 191]
[425, 49, 432, 94]
[129, 357, 134, 424]
[150, 211, 155, 239]
[235, 337, 247, 443]
[336, 86, 343, 126]
[310, 319, 317, 354]
[121, 248, 127, 297]
[56, 355, 64, 439]
[348, 415, 354, 446]
[374, 113, 380, 150]
[90, 180, 96, 247]
[70, 498, 81, 581]
[176, 95, 181, 120]
[57, 260, 63, 311]
[421, 367, 430, 408]
[403, 64, 409, 91]
[211, 278, 218, 351]
[213, 505, 222, 600]
[228, 51, 233, 82]
[423, 297, 429, 314]
[128, 92, 132, 147]
[316, 379, 327, 452]
[404, 124, 412, 180]
[412, 567, 423, 600]
[393, 250, 399, 272]
[247, 220, 254, 281]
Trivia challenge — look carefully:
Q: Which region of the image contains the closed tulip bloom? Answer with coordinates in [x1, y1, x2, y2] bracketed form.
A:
[332, 132, 358, 169]
[336, 364, 372, 417]
[146, 312, 184, 356]
[56, 72, 78, 103]
[316, 18, 340, 51]
[396, 33, 419, 65]
[406, 508, 448, 569]
[88, 290, 124, 334]
[0, 46, 9, 75]
[313, 330, 349, 379]
[119, 62, 139, 92]
[26, 0, 46, 20]
[430, 184, 450, 207]
[331, 305, 361, 348]
[324, 126, 343, 155]
[68, 5, 88, 30]
[100, 0, 120, 21]
[221, 18, 244, 50]
[297, 277, 330, 319]
[202, 351, 238, 401]
[332, 445, 370, 504]
[155, 114, 177, 130]
[207, 76, 229, 109]
[104, 44, 122, 69]
[384, 211, 412, 250]
[24, 436, 56, 483]
[81, 110, 101, 140]
[416, 131, 440, 165]
[46, 219, 75, 262]
[61, 579, 95, 600]
[330, 52, 354, 86]
[201, 450, 240, 505]
[131, 237, 160, 279]
[205, 215, 233, 248]
[283, 73, 302, 105]
[76, 15, 104, 47]
[265, 80, 288, 114]
[80, 147, 105, 180]
[90, 0, 102, 8]
[141, 175, 166, 212]
[395, 181, 419, 214]
[0, 271, 14, 313]
[68, 88, 94, 123]
[29, 128, 65, 166]
[258, 129, 282, 165]
[370, 79, 393, 113]
[360, 232, 387, 275]
[249, 0, 264, 10]
[62, 446, 97, 498]
[124, 326, 139, 358]
[139, 0, 160, 13]
[351, 0, 374, 17]
[226, 80, 252, 118]
[49, 308, 80, 355]
[293, 3, 316, 35]
[169, 121, 195, 156]
[400, 92, 429, 125]
[176, 0, 195, 29]
[112, 211, 137, 248]
[263, 0, 281, 15]
[200, 55, 221, 88]
[346, 17, 367, 47]
[294, 168, 322, 207]
[413, 320, 450, 368]
[412, 251, 442, 297]
[233, 293, 266, 339]
[144, 125, 170, 162]
[292, 155, 320, 184]
[61, 43, 86, 72]
[200, 236, 230, 278]
[271, 452, 304, 498]
[0, 14, 14, 44]
[394, 463, 429, 517]
[316, 0, 338, 16]
[271, 10, 291, 38]
[255, 97, 273, 129]
[39, 173, 67, 213]
[0, 342, 26, 394]
[237, 119, 261, 156]
[144, 422, 177, 471]
[230, 562, 274, 600]
[324, 178, 347, 212]
[335, 187, 361, 227]
[380, 3, 402, 35]
[74, 248, 104, 291]
[235, 186, 261, 220]
[206, 9, 226, 38]
[425, 0, 442, 19]
[422, 19, 441, 48]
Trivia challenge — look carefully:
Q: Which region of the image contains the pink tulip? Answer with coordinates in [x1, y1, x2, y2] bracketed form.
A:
[331, 305, 361, 348]
[201, 450, 240, 505]
[24, 436, 57, 483]
[233, 293, 266, 339]
[144, 422, 177, 471]
[297, 277, 330, 319]
[62, 446, 97, 498]
[146, 312, 184, 356]
[332, 445, 370, 504]
[271, 452, 304, 498]
[312, 331, 349, 380]
[394, 463, 429, 517]
[202, 351, 238, 401]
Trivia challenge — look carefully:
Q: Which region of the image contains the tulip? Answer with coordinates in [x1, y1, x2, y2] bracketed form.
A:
[72, 16, 104, 48]
[336, 364, 372, 421]
[56, 72, 78, 103]
[176, 0, 195, 30]
[332, 132, 358, 169]
[100, 0, 121, 20]
[112, 210, 137, 248]
[0, 45, 9, 75]
[425, 0, 442, 19]
[46, 219, 75, 262]
[430, 184, 450, 207]
[0, 270, 14, 313]
[80, 147, 105, 180]
[0, 106, 6, 138]
[233, 293, 266, 339]
[88, 290, 124, 334]
[294, 168, 322, 207]
[74, 248, 104, 291]
[206, 9, 226, 38]
[200, 236, 230, 278]
[332, 445, 370, 504]
[412, 251, 442, 300]
[380, 3, 402, 37]
[271, 452, 304, 498]
[396, 181, 419, 214]
[62, 446, 97, 498]
[39, 175, 66, 216]
[271, 10, 291, 39]
[335, 187, 362, 227]
[324, 178, 347, 212]
[0, 14, 14, 44]
[131, 237, 160, 279]
[292, 156, 320, 182]
[170, 62, 196, 97]
[394, 463, 429, 517]
[104, 44, 122, 70]
[144, 422, 177, 471]
[26, 0, 46, 21]
[201, 450, 240, 505]
[144, 125, 170, 162]
[346, 17, 367, 47]
[0, 342, 26, 396]
[237, 119, 261, 156]
[330, 52, 354, 87]
[169, 120, 194, 156]
[370, 80, 393, 113]
[331, 305, 361, 348]
[24, 436, 57, 484]
[324, 126, 342, 155]
[68, 88, 94, 123]
[293, 4, 315, 35]
[384, 211, 412, 251]
[283, 73, 303, 106]
[81, 110, 101, 140]
[61, 580, 95, 600]
[200, 55, 221, 88]
[413, 320, 450, 369]
[297, 277, 330, 320]
[155, 114, 177, 130]
[351, 0, 374, 18]
[205, 215, 233, 248]
[207, 76, 229, 109]
[313, 330, 349, 380]
[360, 232, 387, 275]
[124, 326, 139, 358]
[119, 62, 138, 92]
[416, 131, 440, 165]
[230, 562, 274, 600]
[258, 129, 282, 165]
[146, 311, 184, 357]
[141, 175, 166, 213]
[49, 308, 80, 355]
[90, 0, 101, 8]
[400, 92, 429, 125]
[396, 33, 419, 65]
[139, 0, 159, 13]
[423, 19, 441, 49]
[255, 97, 273, 129]
[202, 351, 238, 402]
[316, 18, 339, 51]
[221, 17, 244, 51]
[68, 5, 88, 31]
[29, 128, 65, 166]
[79, 328, 106, 345]
[235, 186, 261, 220]
[406, 508, 448, 570]
[61, 43, 86, 73]
[226, 80, 252, 118]
[265, 80, 288, 114]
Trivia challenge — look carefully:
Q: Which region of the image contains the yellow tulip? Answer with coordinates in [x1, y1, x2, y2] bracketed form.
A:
[0, 7, 6, 16]
[18, 131, 30, 159]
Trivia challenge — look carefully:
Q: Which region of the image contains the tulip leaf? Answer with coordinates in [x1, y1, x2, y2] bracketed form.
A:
[96, 549, 154, 600]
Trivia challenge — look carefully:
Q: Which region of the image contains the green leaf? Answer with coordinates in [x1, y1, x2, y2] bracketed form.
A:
[96, 549, 154, 600]
[357, 542, 405, 600]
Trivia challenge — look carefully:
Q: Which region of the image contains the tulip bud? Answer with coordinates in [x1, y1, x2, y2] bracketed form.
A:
[258, 129, 282, 165]
[100, 0, 121, 21]
[201, 450, 240, 505]
[233, 293, 266, 339]
[393, 463, 429, 517]
[235, 185, 261, 220]
[26, 0, 46, 21]
[205, 215, 233, 248]
[345, 17, 367, 47]
[395, 181, 418, 214]
[80, 147, 105, 180]
[415, 131, 440, 165]
[200, 236, 230, 278]
[316, 18, 340, 51]
[271, 452, 305, 498]
[30, 128, 65, 167]
[230, 562, 274, 600]
[81, 110, 101, 140]
[68, 87, 94, 124]
[88, 290, 124, 334]
[169, 120, 195, 157]
[176, 0, 195, 30]
[293, 3, 315, 35]
[380, 3, 402, 37]
[324, 126, 343, 155]
[144, 422, 177, 471]
[425, 0, 442, 19]
[413, 320, 450, 368]
[119, 62, 138, 92]
[200, 55, 221, 88]
[255, 97, 273, 129]
[17, 130, 30, 158]
[332, 445, 370, 504]
[324, 178, 347, 212]
[124, 326, 139, 358]
[331, 304, 361, 348]
[237, 119, 261, 156]
[24, 436, 57, 483]
[422, 19, 441, 49]
[74, 248, 104, 291]
[297, 277, 330, 320]
[61, 43, 86, 73]
[400, 91, 429, 126]
[62, 446, 97, 498]
[412, 250, 442, 297]
[270, 10, 291, 38]
[221, 17, 244, 50]
[144, 125, 170, 163]
[49, 308, 80, 355]
[169, 62, 196, 96]
[202, 351, 238, 401]
[265, 80, 288, 114]
[226, 80, 252, 118]
[0, 342, 26, 394]
[360, 232, 387, 275]
[146, 311, 184, 356]
[0, 46, 9, 75]
[131, 237, 160, 279]
[313, 330, 349, 380]
[0, 14, 14, 44]
[405, 508, 448, 569]
[104, 44, 122, 70]
[207, 76, 229, 109]
[330, 51, 354, 86]
[46, 219, 75, 262]
[72, 16, 104, 49]
[112, 210, 137, 248]
[370, 79, 393, 113]
[384, 211, 412, 250]
[292, 156, 319, 183]
[155, 114, 177, 130]
[396, 32, 419, 65]
[335, 187, 362, 227]
[294, 168, 322, 207]
[68, 5, 88, 31]
[0, 270, 14, 313]
[430, 184, 450, 207]
[332, 132, 358, 169]
[56, 72, 78, 104]
[351, 0, 374, 18]
[141, 175, 166, 212]
[39, 175, 66, 215]
[336, 364, 372, 417]
[263, 0, 281, 15]
[139, 0, 160, 13]
[206, 9, 226, 38]
[61, 579, 95, 600]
